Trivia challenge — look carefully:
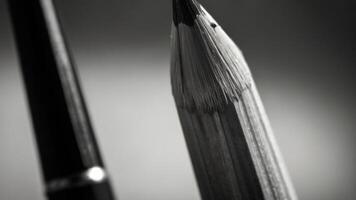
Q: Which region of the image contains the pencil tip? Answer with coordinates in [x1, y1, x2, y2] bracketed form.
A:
[173, 0, 199, 26]
[171, 3, 252, 111]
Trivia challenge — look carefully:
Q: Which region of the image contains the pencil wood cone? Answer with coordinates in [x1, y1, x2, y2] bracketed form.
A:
[171, 0, 298, 199]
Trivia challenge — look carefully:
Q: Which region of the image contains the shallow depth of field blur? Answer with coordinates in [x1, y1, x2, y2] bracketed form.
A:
[0, 0, 355, 200]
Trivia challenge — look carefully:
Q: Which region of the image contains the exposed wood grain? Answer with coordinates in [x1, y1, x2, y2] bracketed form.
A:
[171, 0, 297, 199]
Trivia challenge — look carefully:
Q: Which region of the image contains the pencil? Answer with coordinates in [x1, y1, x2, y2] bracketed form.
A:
[7, 0, 116, 199]
[171, 0, 298, 199]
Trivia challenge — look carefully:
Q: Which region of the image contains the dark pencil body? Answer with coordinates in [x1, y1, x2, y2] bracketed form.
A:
[7, 0, 116, 199]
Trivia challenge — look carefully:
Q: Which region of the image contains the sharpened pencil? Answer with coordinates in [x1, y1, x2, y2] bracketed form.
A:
[171, 0, 298, 200]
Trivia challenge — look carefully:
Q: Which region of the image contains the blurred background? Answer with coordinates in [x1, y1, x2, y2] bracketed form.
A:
[0, 0, 355, 199]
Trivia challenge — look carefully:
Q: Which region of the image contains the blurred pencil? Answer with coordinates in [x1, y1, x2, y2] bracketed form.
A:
[7, 0, 116, 199]
[171, 0, 298, 199]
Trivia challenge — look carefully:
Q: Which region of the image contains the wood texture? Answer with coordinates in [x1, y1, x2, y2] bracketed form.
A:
[7, 0, 116, 199]
[177, 104, 264, 200]
[171, 0, 297, 199]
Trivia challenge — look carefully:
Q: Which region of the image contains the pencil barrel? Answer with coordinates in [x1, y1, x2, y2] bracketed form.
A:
[171, 1, 297, 199]
[177, 105, 265, 200]
[7, 0, 116, 199]
[234, 84, 297, 200]
[176, 88, 297, 200]
[47, 182, 115, 200]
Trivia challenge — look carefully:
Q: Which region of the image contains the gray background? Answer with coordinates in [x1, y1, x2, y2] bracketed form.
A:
[0, 0, 355, 199]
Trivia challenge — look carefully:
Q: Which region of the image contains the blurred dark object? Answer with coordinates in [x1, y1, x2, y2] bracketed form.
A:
[6, 0, 116, 199]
